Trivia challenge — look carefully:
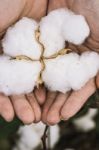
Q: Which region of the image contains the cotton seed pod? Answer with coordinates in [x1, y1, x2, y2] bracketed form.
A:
[0, 55, 41, 95]
[1, 8, 98, 96]
[2, 17, 41, 60]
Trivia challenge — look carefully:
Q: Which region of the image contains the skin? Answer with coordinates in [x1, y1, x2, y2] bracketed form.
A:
[0, 0, 47, 124]
[0, 0, 99, 125]
[42, 0, 99, 125]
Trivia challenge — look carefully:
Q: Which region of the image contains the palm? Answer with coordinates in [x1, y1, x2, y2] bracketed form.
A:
[48, 0, 99, 52]
[0, 0, 47, 123]
[0, 0, 99, 125]
[67, 0, 99, 52]
[0, 0, 47, 34]
[41, 0, 99, 125]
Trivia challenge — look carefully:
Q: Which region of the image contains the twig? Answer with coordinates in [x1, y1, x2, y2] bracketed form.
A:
[48, 127, 51, 150]
[41, 125, 49, 150]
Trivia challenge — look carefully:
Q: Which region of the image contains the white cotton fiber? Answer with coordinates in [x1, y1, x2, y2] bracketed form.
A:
[62, 14, 90, 45]
[42, 53, 78, 93]
[0, 8, 98, 95]
[67, 60, 89, 90]
[17, 123, 45, 150]
[43, 52, 99, 93]
[13, 122, 59, 150]
[81, 51, 99, 77]
[40, 8, 90, 58]
[44, 8, 72, 28]
[39, 8, 72, 57]
[73, 109, 98, 132]
[69, 52, 99, 91]
[0, 55, 41, 95]
[40, 14, 65, 57]
[2, 17, 41, 59]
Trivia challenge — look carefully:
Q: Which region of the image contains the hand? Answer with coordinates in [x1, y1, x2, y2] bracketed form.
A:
[0, 0, 47, 124]
[42, 0, 99, 125]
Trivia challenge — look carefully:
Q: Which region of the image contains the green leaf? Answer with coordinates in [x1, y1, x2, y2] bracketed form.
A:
[0, 117, 23, 138]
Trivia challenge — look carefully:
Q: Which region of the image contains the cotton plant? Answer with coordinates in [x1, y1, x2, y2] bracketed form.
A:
[0, 8, 99, 96]
[13, 122, 59, 150]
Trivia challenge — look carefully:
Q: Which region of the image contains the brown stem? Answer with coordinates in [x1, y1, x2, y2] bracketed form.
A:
[41, 125, 49, 150]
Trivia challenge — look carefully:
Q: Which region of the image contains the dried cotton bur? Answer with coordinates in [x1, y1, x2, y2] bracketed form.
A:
[1, 8, 99, 96]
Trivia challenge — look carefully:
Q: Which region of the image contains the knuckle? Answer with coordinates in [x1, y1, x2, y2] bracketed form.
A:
[47, 115, 57, 126]
[27, 93, 33, 100]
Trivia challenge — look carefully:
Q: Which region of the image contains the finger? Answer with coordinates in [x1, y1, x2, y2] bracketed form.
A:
[0, 94, 14, 122]
[34, 85, 46, 105]
[10, 95, 35, 124]
[26, 93, 41, 123]
[25, 0, 48, 21]
[48, 0, 67, 12]
[42, 91, 57, 124]
[61, 79, 96, 120]
[86, 38, 99, 50]
[46, 92, 70, 125]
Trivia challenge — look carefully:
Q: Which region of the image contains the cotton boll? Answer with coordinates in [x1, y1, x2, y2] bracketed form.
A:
[45, 8, 73, 28]
[67, 58, 89, 90]
[62, 14, 90, 45]
[32, 123, 59, 149]
[50, 125, 60, 148]
[43, 56, 70, 93]
[42, 53, 79, 93]
[40, 8, 90, 57]
[13, 122, 59, 150]
[39, 8, 72, 57]
[67, 52, 99, 90]
[17, 127, 40, 150]
[0, 56, 41, 95]
[0, 11, 97, 95]
[43, 51, 99, 93]
[0, 55, 10, 61]
[40, 12, 65, 57]
[2, 17, 41, 59]
[67, 51, 99, 90]
[32, 122, 46, 137]
[17, 123, 45, 150]
[73, 109, 98, 132]
[81, 51, 99, 77]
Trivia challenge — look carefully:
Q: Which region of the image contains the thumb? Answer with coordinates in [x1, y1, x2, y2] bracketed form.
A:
[48, 0, 68, 13]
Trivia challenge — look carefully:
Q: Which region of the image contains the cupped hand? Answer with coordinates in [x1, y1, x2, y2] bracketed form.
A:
[0, 0, 47, 123]
[1, 0, 99, 125]
[42, 0, 99, 125]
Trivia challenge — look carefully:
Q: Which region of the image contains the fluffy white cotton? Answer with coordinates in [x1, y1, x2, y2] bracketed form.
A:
[50, 125, 60, 148]
[81, 51, 99, 77]
[0, 55, 41, 95]
[67, 60, 89, 90]
[43, 52, 99, 93]
[2, 17, 41, 59]
[62, 14, 90, 45]
[0, 51, 98, 95]
[40, 8, 90, 57]
[40, 14, 65, 57]
[43, 8, 72, 28]
[73, 109, 98, 132]
[17, 123, 45, 150]
[39, 8, 71, 57]
[0, 9, 97, 95]
[42, 54, 76, 93]
[13, 122, 59, 150]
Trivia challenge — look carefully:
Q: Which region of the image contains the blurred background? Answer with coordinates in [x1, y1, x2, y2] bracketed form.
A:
[0, 90, 99, 150]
